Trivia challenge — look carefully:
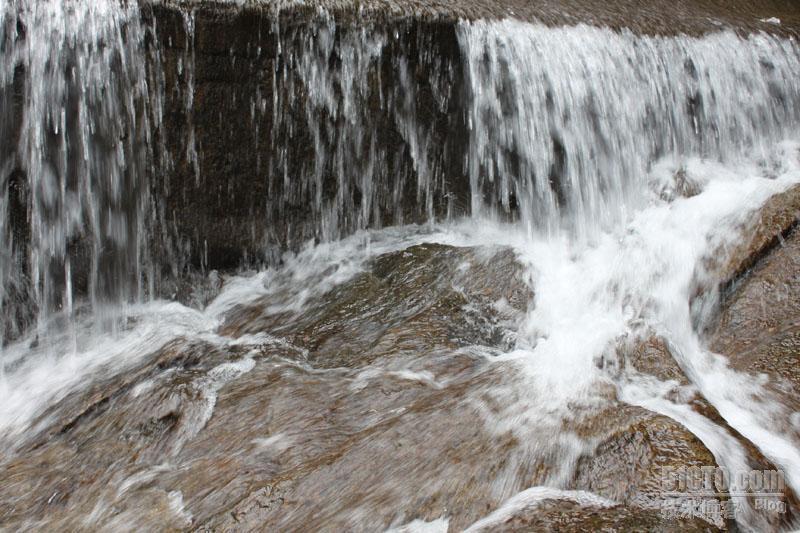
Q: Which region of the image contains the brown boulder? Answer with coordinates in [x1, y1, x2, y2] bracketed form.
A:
[710, 227, 800, 416]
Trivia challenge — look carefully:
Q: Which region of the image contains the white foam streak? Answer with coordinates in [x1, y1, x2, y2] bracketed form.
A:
[0, 302, 216, 441]
[621, 382, 767, 528]
[386, 517, 450, 533]
[464, 486, 615, 532]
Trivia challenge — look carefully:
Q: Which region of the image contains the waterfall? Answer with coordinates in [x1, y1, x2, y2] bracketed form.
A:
[459, 21, 800, 237]
[261, 15, 456, 248]
[1, 5, 799, 343]
[456, 21, 800, 526]
[0, 0, 157, 342]
[1, 4, 800, 530]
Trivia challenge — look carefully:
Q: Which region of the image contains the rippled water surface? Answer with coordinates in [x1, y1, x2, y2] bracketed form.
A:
[2, 1, 800, 531]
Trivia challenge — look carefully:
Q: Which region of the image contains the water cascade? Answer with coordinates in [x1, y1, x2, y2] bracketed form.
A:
[1, 1, 800, 531]
[0, 0, 157, 341]
[461, 21, 800, 235]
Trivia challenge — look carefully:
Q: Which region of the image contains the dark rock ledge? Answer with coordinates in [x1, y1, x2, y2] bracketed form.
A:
[139, 0, 799, 275]
[151, 0, 800, 36]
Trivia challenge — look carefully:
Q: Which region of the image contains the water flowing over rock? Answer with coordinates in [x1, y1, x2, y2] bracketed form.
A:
[710, 226, 800, 419]
[2, 0, 800, 531]
[0, 0, 158, 341]
[460, 22, 800, 235]
[4, 0, 800, 339]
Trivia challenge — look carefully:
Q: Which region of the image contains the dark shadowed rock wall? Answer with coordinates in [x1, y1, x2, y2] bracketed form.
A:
[143, 4, 470, 271]
[2, 0, 798, 341]
[141, 0, 800, 273]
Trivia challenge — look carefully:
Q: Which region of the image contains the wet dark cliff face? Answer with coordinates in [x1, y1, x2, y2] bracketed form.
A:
[149, 0, 800, 37]
[0, 2, 474, 341]
[144, 6, 470, 271]
[2, 0, 799, 341]
[141, 0, 800, 274]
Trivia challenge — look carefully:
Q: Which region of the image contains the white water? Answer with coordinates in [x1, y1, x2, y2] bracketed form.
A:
[0, 0, 158, 342]
[490, 146, 800, 529]
[0, 141, 798, 528]
[1, 11, 800, 531]
[460, 21, 800, 237]
[4, 141, 799, 456]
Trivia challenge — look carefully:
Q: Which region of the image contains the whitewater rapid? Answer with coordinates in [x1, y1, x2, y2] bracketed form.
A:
[3, 139, 800, 485]
[2, 8, 800, 529]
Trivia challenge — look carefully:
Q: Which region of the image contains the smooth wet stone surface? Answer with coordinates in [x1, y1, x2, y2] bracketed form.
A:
[467, 496, 721, 532]
[0, 348, 725, 531]
[621, 335, 690, 384]
[220, 244, 531, 368]
[571, 405, 718, 509]
[712, 183, 800, 289]
[711, 227, 800, 417]
[0, 243, 729, 531]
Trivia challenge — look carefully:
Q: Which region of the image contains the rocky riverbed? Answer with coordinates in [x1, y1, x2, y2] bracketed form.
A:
[2, 0, 800, 531]
[2, 169, 800, 531]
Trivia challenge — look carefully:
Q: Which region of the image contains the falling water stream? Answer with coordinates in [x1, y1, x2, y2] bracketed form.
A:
[1, 1, 800, 531]
[0, 0, 165, 364]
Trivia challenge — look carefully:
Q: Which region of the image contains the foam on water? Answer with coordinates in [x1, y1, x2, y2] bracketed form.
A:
[460, 21, 800, 237]
[463, 486, 616, 532]
[1, 11, 800, 529]
[507, 156, 800, 405]
[386, 517, 450, 533]
[0, 222, 449, 441]
[0, 301, 213, 442]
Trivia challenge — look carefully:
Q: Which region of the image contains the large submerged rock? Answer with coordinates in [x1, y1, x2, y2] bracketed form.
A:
[710, 227, 800, 416]
[0, 243, 728, 531]
[703, 181, 800, 415]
